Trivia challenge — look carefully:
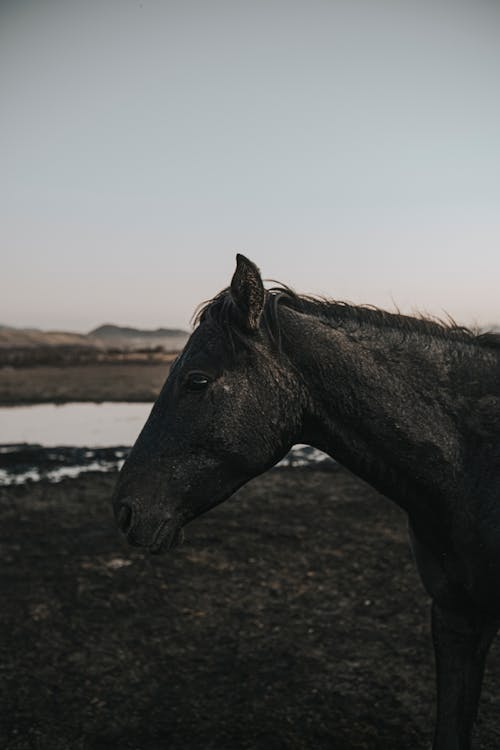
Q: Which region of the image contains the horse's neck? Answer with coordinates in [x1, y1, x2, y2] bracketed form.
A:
[282, 308, 478, 512]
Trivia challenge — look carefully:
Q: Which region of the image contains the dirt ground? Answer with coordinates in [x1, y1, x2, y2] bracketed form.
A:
[1, 467, 500, 750]
[0, 362, 173, 405]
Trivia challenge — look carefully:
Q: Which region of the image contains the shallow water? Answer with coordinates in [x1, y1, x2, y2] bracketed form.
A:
[0, 402, 153, 447]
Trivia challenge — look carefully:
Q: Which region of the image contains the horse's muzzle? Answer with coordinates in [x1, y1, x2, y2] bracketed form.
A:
[114, 496, 183, 553]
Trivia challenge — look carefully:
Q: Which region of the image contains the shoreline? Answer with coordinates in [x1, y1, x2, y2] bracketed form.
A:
[0, 396, 158, 406]
[0, 443, 337, 486]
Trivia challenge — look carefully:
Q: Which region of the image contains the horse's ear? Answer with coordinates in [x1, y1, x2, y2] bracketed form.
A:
[230, 254, 265, 332]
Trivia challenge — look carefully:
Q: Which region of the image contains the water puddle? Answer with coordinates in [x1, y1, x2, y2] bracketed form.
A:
[0, 402, 153, 447]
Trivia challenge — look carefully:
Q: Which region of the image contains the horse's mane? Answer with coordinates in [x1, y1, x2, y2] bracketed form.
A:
[193, 283, 500, 352]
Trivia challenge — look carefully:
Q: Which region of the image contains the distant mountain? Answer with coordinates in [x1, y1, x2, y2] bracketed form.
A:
[89, 324, 188, 339]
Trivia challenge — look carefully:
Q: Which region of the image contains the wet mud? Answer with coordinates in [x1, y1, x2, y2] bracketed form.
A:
[0, 445, 129, 484]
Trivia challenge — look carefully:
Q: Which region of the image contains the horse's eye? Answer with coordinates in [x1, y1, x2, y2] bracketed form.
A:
[185, 372, 210, 391]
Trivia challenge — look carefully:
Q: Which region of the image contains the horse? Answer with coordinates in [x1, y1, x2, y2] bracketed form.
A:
[113, 254, 500, 750]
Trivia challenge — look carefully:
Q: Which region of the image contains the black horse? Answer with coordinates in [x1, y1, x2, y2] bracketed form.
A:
[114, 254, 500, 750]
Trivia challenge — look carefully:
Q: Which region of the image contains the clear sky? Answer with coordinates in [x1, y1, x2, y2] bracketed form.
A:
[2, 0, 499, 332]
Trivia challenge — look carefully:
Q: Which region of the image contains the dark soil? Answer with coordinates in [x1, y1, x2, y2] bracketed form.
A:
[1, 468, 500, 750]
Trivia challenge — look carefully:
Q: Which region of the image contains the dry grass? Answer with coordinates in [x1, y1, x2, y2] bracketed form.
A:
[0, 361, 175, 404]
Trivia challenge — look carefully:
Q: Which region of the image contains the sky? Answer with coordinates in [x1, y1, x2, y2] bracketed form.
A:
[1, 0, 499, 332]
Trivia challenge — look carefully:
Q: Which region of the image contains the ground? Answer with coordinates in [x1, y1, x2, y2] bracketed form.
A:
[0, 361, 173, 405]
[2, 467, 500, 749]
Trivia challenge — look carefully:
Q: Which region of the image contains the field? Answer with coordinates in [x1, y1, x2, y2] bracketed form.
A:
[0, 360, 174, 405]
[0, 330, 180, 405]
[2, 345, 500, 749]
[2, 467, 500, 750]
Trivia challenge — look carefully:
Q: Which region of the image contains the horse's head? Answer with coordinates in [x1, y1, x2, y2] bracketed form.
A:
[113, 255, 305, 552]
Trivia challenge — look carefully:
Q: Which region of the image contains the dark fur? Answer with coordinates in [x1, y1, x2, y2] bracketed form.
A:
[115, 256, 500, 750]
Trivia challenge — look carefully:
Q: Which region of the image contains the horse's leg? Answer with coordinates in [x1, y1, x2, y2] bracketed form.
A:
[431, 601, 498, 750]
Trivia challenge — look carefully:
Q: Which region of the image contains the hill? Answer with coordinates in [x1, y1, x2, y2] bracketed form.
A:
[0, 326, 91, 349]
[88, 324, 189, 351]
[89, 324, 188, 339]
[0, 323, 189, 366]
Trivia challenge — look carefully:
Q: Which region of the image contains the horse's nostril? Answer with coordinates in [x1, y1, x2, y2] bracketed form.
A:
[118, 503, 133, 533]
